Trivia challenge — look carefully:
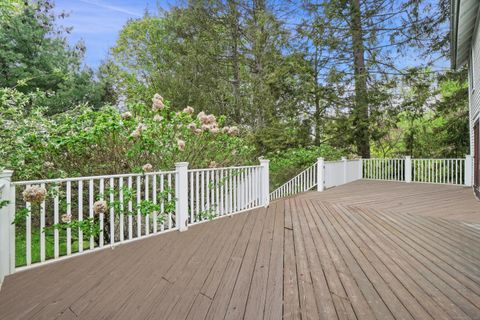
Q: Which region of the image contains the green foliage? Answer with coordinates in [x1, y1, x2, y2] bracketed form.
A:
[13, 207, 30, 225]
[0, 199, 9, 209]
[195, 206, 218, 221]
[110, 4, 309, 150]
[0, 0, 115, 114]
[0, 89, 255, 181]
[268, 145, 347, 190]
[370, 68, 469, 158]
[45, 218, 101, 241]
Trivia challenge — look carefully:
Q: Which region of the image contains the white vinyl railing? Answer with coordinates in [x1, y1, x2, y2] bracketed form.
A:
[0, 154, 473, 283]
[363, 156, 472, 186]
[188, 165, 263, 224]
[412, 158, 465, 185]
[0, 160, 270, 281]
[9, 170, 177, 270]
[363, 158, 405, 181]
[324, 160, 344, 188]
[271, 157, 362, 200]
[270, 163, 317, 201]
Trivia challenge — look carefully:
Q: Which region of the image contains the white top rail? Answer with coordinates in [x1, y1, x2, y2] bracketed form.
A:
[187, 165, 261, 172]
[12, 170, 177, 186]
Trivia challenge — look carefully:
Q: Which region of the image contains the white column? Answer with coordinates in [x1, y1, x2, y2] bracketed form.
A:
[175, 162, 189, 231]
[358, 157, 363, 180]
[260, 159, 270, 207]
[405, 156, 412, 183]
[465, 154, 473, 187]
[342, 157, 347, 184]
[0, 170, 14, 285]
[317, 157, 325, 192]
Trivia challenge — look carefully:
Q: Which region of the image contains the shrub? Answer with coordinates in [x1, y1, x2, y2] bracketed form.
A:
[268, 145, 347, 190]
[0, 88, 255, 181]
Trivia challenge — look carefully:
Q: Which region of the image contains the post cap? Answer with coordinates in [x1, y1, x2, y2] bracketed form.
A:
[259, 159, 270, 164]
[317, 157, 324, 161]
[174, 162, 189, 168]
[341, 156, 347, 160]
[0, 170, 13, 179]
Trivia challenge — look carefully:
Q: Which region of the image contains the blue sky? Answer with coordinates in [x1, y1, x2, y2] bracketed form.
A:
[54, 0, 171, 68]
[54, 0, 448, 71]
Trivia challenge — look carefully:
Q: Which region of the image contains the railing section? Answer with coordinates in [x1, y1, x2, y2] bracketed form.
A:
[270, 163, 317, 201]
[363, 158, 405, 181]
[412, 158, 465, 185]
[11, 171, 177, 270]
[188, 166, 262, 224]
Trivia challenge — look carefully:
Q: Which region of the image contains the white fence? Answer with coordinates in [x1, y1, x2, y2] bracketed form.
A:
[411, 158, 466, 185]
[270, 157, 362, 199]
[188, 166, 263, 224]
[363, 158, 405, 181]
[0, 154, 473, 283]
[0, 160, 269, 281]
[269, 163, 317, 201]
[363, 156, 472, 186]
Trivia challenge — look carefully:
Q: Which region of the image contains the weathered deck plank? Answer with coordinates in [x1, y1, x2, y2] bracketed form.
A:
[1, 180, 480, 319]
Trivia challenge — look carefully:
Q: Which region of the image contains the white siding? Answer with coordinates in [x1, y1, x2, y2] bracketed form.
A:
[469, 9, 480, 159]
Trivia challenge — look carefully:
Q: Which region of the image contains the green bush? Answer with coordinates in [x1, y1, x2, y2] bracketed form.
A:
[268, 145, 348, 190]
[0, 89, 256, 181]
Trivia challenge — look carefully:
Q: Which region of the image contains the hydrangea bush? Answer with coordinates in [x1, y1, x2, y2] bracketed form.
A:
[0, 88, 255, 181]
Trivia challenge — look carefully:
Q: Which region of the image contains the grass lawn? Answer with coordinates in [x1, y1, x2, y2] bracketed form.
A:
[15, 230, 90, 267]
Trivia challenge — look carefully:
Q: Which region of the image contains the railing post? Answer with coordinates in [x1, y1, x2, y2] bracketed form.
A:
[405, 156, 412, 183]
[317, 157, 324, 192]
[358, 157, 363, 180]
[260, 159, 270, 207]
[341, 157, 347, 184]
[175, 162, 189, 232]
[0, 170, 14, 285]
[465, 154, 473, 186]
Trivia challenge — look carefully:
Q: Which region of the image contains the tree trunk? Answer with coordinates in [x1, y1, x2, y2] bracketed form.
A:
[313, 47, 322, 145]
[228, 0, 241, 123]
[350, 0, 370, 158]
[252, 0, 266, 128]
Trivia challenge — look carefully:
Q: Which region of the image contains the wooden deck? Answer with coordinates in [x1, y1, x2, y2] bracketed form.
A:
[1, 180, 480, 319]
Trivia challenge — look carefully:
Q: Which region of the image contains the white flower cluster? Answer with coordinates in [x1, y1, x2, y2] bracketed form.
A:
[93, 200, 108, 215]
[130, 123, 147, 138]
[43, 161, 54, 169]
[222, 126, 239, 136]
[197, 112, 219, 133]
[143, 163, 153, 172]
[177, 139, 186, 151]
[183, 106, 194, 114]
[61, 213, 72, 223]
[152, 94, 164, 111]
[121, 111, 132, 120]
[22, 185, 47, 203]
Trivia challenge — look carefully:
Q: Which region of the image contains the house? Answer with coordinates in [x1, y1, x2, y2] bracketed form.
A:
[451, 0, 480, 197]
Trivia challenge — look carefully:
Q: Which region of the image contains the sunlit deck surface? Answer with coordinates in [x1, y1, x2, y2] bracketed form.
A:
[1, 180, 480, 319]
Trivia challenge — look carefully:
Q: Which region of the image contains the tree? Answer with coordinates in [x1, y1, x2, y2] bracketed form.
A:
[111, 0, 309, 152]
[0, 0, 114, 114]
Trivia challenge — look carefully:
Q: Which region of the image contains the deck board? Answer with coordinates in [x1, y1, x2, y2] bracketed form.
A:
[1, 180, 480, 319]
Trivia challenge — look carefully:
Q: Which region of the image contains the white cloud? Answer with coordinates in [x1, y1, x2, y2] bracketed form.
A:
[78, 0, 142, 17]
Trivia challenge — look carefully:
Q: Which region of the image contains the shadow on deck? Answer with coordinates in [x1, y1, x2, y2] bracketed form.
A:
[1, 180, 480, 319]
